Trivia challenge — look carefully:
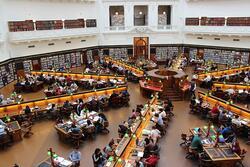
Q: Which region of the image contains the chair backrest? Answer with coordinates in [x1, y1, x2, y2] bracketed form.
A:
[103, 121, 109, 127]
[86, 125, 95, 133]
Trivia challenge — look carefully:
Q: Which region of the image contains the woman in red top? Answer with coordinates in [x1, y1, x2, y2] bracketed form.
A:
[144, 153, 160, 167]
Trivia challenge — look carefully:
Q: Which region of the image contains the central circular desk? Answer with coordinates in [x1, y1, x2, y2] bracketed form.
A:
[140, 68, 188, 98]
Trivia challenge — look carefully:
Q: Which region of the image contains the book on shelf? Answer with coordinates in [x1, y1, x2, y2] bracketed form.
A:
[8, 20, 34, 32]
[185, 18, 199, 26]
[64, 19, 85, 29]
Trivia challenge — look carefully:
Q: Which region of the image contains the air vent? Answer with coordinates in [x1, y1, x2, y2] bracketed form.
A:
[66, 41, 71, 44]
[28, 45, 35, 48]
[214, 38, 220, 40]
[48, 43, 55, 46]
[233, 39, 240, 41]
[81, 40, 86, 42]
[197, 37, 203, 39]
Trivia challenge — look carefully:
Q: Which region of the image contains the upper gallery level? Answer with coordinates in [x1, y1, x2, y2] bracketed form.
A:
[1, 0, 250, 41]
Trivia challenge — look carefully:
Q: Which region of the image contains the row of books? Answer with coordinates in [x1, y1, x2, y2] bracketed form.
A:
[40, 52, 82, 70]
[189, 48, 249, 65]
[8, 19, 97, 32]
[0, 63, 16, 88]
[186, 17, 250, 26]
[155, 47, 179, 61]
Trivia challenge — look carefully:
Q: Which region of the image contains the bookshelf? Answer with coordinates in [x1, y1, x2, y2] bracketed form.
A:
[64, 19, 85, 29]
[8, 20, 34, 32]
[203, 49, 249, 65]
[23, 60, 32, 73]
[40, 52, 82, 70]
[189, 48, 198, 60]
[0, 62, 16, 88]
[35, 20, 63, 30]
[155, 47, 178, 61]
[227, 17, 250, 26]
[86, 19, 97, 27]
[109, 48, 127, 60]
[185, 18, 199, 26]
[87, 50, 94, 63]
[200, 17, 225, 26]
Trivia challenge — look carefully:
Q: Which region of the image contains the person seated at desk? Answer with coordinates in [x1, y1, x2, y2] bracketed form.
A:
[76, 102, 83, 116]
[143, 138, 155, 158]
[70, 82, 78, 92]
[103, 140, 115, 158]
[69, 148, 81, 167]
[24, 105, 31, 115]
[225, 88, 235, 96]
[25, 79, 31, 86]
[153, 113, 164, 127]
[231, 139, 242, 155]
[244, 76, 249, 83]
[63, 100, 72, 109]
[47, 103, 57, 119]
[70, 123, 82, 135]
[190, 133, 203, 152]
[218, 110, 228, 123]
[0, 94, 4, 104]
[232, 115, 242, 127]
[150, 126, 161, 144]
[37, 74, 45, 81]
[240, 70, 246, 79]
[15, 80, 22, 87]
[118, 121, 130, 138]
[144, 153, 160, 167]
[221, 125, 233, 139]
[209, 104, 220, 117]
[92, 148, 106, 167]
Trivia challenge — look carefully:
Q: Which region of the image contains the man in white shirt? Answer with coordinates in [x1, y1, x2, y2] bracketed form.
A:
[150, 126, 161, 144]
[69, 149, 81, 166]
[203, 75, 211, 82]
[225, 88, 235, 95]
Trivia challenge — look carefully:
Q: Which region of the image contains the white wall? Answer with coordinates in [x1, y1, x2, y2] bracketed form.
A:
[0, 0, 250, 62]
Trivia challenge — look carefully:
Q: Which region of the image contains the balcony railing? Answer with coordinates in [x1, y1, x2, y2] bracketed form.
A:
[184, 26, 250, 36]
[104, 25, 177, 33]
[8, 28, 99, 43]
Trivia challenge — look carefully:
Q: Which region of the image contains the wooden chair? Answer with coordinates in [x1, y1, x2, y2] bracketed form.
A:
[0, 134, 12, 149]
[198, 152, 215, 167]
[70, 132, 83, 148]
[85, 125, 96, 139]
[21, 121, 33, 137]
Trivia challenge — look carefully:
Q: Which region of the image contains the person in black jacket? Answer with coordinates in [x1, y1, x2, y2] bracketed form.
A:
[92, 148, 106, 167]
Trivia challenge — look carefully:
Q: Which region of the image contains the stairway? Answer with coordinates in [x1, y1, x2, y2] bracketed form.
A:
[161, 88, 183, 101]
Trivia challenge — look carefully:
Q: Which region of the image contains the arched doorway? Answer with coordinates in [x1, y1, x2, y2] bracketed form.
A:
[133, 37, 149, 60]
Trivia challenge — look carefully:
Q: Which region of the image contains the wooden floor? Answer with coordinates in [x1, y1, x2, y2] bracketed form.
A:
[0, 69, 249, 167]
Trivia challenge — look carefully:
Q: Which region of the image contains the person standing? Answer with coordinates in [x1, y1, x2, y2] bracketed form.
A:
[69, 149, 81, 167]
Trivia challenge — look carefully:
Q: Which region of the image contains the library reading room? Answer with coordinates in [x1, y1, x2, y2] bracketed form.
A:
[0, 0, 250, 167]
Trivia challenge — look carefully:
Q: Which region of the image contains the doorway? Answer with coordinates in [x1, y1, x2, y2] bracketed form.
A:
[133, 37, 149, 60]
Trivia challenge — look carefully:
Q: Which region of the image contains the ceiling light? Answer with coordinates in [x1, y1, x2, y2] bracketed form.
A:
[163, 11, 166, 15]
[115, 12, 119, 15]
[139, 11, 142, 15]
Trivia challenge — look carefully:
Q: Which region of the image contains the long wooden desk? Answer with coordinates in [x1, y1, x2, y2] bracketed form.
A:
[0, 86, 127, 118]
[115, 98, 157, 167]
[104, 57, 144, 77]
[7, 121, 22, 142]
[213, 82, 250, 91]
[139, 80, 163, 97]
[204, 146, 241, 167]
[31, 71, 126, 82]
[104, 97, 157, 167]
[198, 66, 250, 81]
[198, 91, 250, 125]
